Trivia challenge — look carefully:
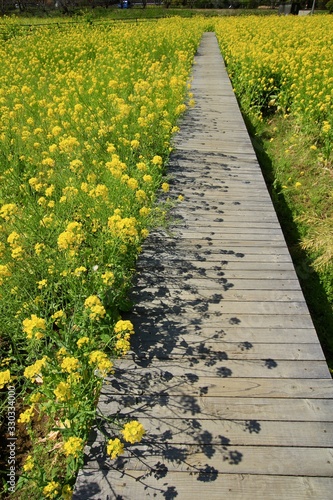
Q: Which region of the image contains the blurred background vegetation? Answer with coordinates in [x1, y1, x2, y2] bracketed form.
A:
[0, 0, 332, 18]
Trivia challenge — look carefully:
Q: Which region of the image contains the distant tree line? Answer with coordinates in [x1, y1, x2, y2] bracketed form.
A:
[0, 0, 330, 16]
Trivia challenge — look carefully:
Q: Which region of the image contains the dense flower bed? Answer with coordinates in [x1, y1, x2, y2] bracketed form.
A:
[215, 16, 332, 161]
[0, 17, 206, 497]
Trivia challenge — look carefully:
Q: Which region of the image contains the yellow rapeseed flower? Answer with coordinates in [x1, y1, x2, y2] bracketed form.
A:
[0, 265, 11, 284]
[89, 351, 113, 376]
[0, 369, 11, 389]
[22, 314, 46, 340]
[114, 320, 134, 335]
[63, 436, 84, 458]
[152, 155, 162, 166]
[77, 336, 90, 348]
[24, 357, 47, 382]
[107, 438, 124, 459]
[84, 295, 106, 320]
[43, 481, 61, 499]
[0, 203, 17, 221]
[23, 455, 34, 472]
[61, 356, 80, 373]
[18, 405, 34, 424]
[54, 381, 71, 402]
[34, 243, 45, 255]
[115, 337, 131, 356]
[121, 421, 145, 444]
[62, 485, 73, 500]
[101, 271, 114, 285]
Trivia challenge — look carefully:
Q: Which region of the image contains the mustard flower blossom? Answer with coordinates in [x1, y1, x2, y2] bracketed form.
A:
[114, 320, 134, 335]
[63, 436, 84, 458]
[43, 481, 61, 499]
[18, 405, 34, 424]
[22, 314, 46, 340]
[24, 357, 47, 382]
[54, 381, 71, 402]
[152, 155, 162, 166]
[23, 455, 34, 472]
[89, 351, 113, 376]
[0, 369, 11, 389]
[122, 421, 145, 444]
[107, 438, 124, 459]
[60, 356, 80, 374]
[84, 295, 106, 320]
[77, 336, 90, 348]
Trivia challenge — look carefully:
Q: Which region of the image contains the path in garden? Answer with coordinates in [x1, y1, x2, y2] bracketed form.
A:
[74, 33, 333, 499]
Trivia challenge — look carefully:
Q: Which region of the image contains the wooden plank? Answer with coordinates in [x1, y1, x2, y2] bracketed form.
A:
[132, 299, 309, 316]
[136, 256, 295, 272]
[129, 342, 325, 361]
[104, 376, 333, 399]
[136, 274, 304, 290]
[130, 287, 306, 303]
[110, 359, 330, 379]
[172, 221, 283, 229]
[129, 309, 315, 329]
[88, 419, 333, 447]
[176, 227, 286, 236]
[141, 250, 294, 263]
[99, 394, 333, 421]
[145, 238, 288, 248]
[82, 444, 333, 477]
[129, 326, 320, 344]
[143, 244, 293, 256]
[73, 471, 333, 500]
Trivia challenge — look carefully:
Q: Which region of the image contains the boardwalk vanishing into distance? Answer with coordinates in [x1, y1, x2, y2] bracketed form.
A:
[74, 33, 333, 499]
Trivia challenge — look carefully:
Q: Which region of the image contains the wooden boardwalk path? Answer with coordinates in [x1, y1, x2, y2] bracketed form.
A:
[74, 33, 333, 499]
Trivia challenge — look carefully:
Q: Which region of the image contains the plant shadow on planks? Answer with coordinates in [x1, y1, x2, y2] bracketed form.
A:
[73, 234, 266, 499]
[73, 147, 281, 497]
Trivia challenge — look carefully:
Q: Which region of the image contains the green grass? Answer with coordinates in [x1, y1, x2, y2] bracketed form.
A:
[248, 114, 333, 370]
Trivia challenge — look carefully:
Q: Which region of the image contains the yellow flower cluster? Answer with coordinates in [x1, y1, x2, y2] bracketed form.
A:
[57, 222, 84, 252]
[7, 231, 24, 260]
[114, 320, 134, 335]
[61, 356, 80, 374]
[107, 214, 138, 244]
[43, 481, 61, 499]
[24, 357, 47, 382]
[89, 350, 113, 377]
[122, 420, 145, 444]
[107, 437, 124, 459]
[0, 203, 18, 221]
[0, 264, 11, 285]
[84, 295, 106, 321]
[23, 455, 34, 473]
[54, 381, 71, 402]
[63, 436, 84, 458]
[18, 405, 35, 424]
[0, 369, 11, 389]
[22, 315, 47, 340]
[107, 420, 146, 461]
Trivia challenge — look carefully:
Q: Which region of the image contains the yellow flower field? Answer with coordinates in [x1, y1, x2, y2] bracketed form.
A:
[0, 17, 207, 497]
[1, 12, 332, 497]
[214, 16, 333, 160]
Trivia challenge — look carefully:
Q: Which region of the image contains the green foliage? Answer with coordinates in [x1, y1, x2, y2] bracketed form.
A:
[326, 0, 333, 11]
